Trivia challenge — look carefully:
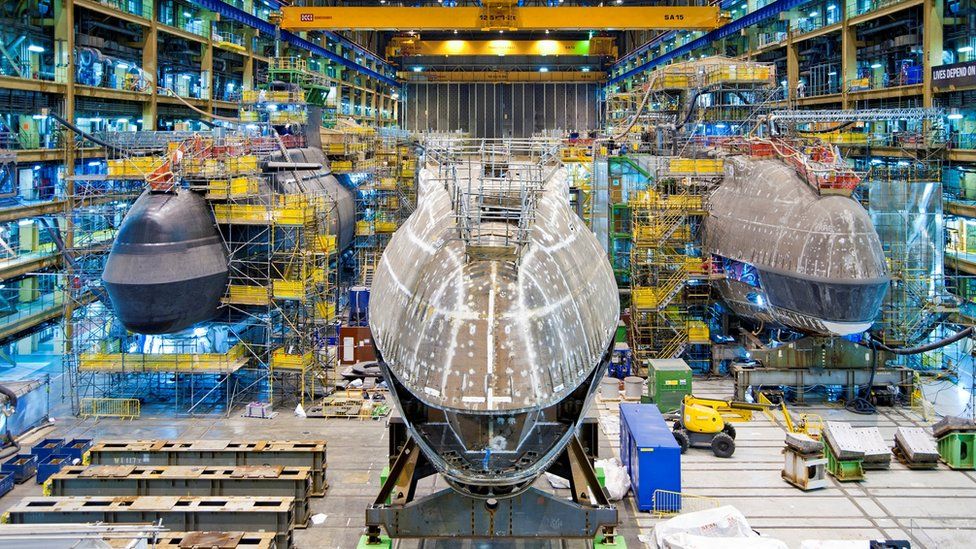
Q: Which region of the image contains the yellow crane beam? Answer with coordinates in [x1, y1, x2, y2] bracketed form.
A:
[280, 6, 727, 32]
[399, 70, 606, 83]
[386, 37, 617, 58]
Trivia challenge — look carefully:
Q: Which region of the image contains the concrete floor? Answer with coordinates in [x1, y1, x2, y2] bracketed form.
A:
[1, 373, 975, 548]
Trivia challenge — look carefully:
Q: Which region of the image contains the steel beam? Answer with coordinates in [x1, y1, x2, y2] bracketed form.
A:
[281, 6, 726, 31]
[731, 364, 914, 402]
[49, 465, 313, 526]
[6, 496, 295, 549]
[87, 440, 328, 496]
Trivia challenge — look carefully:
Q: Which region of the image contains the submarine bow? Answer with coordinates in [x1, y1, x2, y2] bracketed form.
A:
[369, 155, 618, 497]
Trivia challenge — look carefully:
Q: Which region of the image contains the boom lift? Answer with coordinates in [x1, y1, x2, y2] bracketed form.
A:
[672, 395, 770, 458]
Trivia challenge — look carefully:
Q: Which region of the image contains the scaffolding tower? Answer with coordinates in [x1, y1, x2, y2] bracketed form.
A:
[628, 158, 720, 373]
[64, 89, 340, 415]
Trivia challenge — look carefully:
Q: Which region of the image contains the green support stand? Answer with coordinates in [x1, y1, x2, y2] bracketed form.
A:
[824, 444, 864, 481]
[594, 533, 628, 548]
[938, 432, 976, 469]
[357, 534, 392, 549]
[596, 465, 606, 488]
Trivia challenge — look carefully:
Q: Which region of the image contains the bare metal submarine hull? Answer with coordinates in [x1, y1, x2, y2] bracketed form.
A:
[369, 153, 619, 497]
[705, 156, 889, 336]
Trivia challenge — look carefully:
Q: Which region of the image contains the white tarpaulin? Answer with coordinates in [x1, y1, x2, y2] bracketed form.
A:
[652, 506, 757, 548]
[663, 533, 789, 549]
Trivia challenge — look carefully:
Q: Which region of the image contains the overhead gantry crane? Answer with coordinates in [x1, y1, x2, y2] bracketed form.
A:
[279, 1, 729, 32]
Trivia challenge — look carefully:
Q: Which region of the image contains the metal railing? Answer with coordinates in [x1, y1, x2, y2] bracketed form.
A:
[79, 398, 141, 420]
[651, 489, 721, 518]
[424, 138, 561, 263]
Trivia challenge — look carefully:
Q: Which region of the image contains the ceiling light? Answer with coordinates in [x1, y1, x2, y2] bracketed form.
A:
[412, 66, 423, 72]
[808, 11, 818, 17]
[581, 67, 591, 72]
[870, 63, 882, 68]
[959, 46, 974, 53]
[539, 67, 549, 72]
[27, 44, 44, 53]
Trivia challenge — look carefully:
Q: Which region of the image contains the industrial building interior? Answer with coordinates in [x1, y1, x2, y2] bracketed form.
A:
[0, 0, 971, 547]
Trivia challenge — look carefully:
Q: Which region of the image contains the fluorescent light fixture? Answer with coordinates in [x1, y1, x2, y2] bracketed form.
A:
[27, 44, 44, 53]
[616, 0, 623, 4]
[808, 11, 818, 16]
[116, 118, 128, 123]
[948, 113, 964, 120]
[90, 117, 103, 122]
[539, 67, 549, 72]
[581, 67, 591, 72]
[715, 123, 727, 129]
[31, 114, 46, 120]
[827, 4, 837, 9]
[87, 161, 101, 167]
[828, 71, 837, 76]
[183, 11, 192, 17]
[116, 62, 129, 69]
[870, 63, 882, 68]
[781, 80, 788, 85]
[412, 66, 423, 72]
[959, 46, 974, 53]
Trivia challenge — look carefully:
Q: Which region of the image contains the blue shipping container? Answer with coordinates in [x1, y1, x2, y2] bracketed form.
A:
[619, 403, 681, 512]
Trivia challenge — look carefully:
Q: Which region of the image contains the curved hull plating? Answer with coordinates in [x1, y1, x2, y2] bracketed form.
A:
[705, 156, 889, 335]
[369, 159, 618, 497]
[102, 145, 355, 335]
[103, 190, 228, 334]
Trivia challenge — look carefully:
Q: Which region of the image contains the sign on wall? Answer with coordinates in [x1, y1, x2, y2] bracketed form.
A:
[932, 61, 976, 88]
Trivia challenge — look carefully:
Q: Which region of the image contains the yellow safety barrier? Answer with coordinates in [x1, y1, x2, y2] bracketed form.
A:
[651, 73, 694, 90]
[79, 344, 249, 374]
[207, 176, 260, 199]
[314, 234, 337, 254]
[687, 321, 710, 343]
[651, 490, 721, 518]
[107, 157, 165, 177]
[632, 287, 659, 310]
[375, 220, 398, 233]
[668, 158, 724, 175]
[316, 301, 337, 320]
[223, 285, 271, 305]
[79, 398, 141, 420]
[272, 279, 306, 300]
[271, 348, 314, 371]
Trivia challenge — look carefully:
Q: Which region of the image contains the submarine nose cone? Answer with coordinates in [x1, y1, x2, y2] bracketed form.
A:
[102, 190, 228, 334]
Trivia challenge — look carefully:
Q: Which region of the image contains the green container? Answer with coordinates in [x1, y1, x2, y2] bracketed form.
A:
[615, 321, 627, 343]
[646, 359, 692, 413]
[824, 443, 864, 481]
[938, 432, 976, 469]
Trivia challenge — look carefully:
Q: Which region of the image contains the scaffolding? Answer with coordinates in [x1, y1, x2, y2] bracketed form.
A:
[351, 128, 416, 288]
[64, 96, 339, 415]
[628, 158, 719, 373]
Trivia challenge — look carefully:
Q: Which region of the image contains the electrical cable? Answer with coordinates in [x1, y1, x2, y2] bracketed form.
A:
[863, 326, 974, 355]
[845, 349, 878, 415]
[46, 111, 126, 153]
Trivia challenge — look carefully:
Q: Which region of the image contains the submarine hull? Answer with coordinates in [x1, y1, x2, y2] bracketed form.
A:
[102, 189, 229, 334]
[369, 155, 618, 497]
[705, 156, 889, 335]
